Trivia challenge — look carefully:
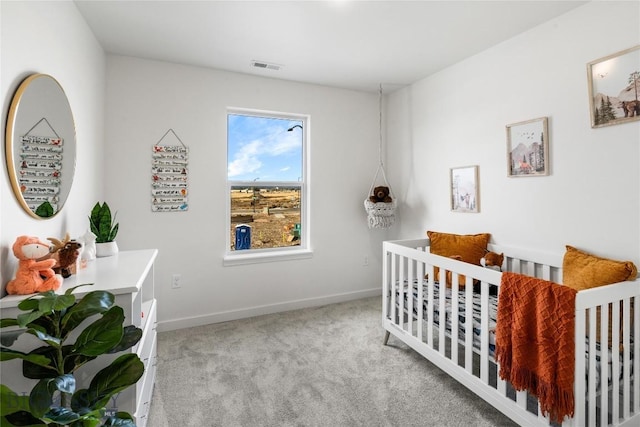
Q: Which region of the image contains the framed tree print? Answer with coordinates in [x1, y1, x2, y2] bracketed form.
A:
[506, 117, 549, 177]
[450, 165, 479, 213]
[587, 45, 640, 128]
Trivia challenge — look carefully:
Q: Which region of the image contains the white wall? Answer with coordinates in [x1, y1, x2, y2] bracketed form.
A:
[387, 1, 640, 266]
[104, 56, 387, 330]
[6, 0, 633, 332]
[0, 1, 105, 292]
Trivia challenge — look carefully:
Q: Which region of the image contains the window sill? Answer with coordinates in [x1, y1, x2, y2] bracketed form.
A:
[223, 248, 313, 266]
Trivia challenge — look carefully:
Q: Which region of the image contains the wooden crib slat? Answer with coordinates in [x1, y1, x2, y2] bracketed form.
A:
[511, 258, 520, 274]
[390, 253, 397, 325]
[398, 256, 407, 330]
[451, 274, 460, 364]
[465, 277, 473, 374]
[382, 251, 388, 322]
[611, 302, 620, 425]
[497, 377, 507, 398]
[407, 258, 414, 336]
[599, 303, 609, 427]
[524, 260, 535, 277]
[588, 307, 597, 427]
[516, 390, 527, 410]
[427, 265, 434, 347]
[625, 297, 640, 414]
[417, 261, 424, 342]
[480, 280, 489, 384]
[574, 307, 587, 427]
[383, 251, 387, 316]
[623, 297, 631, 418]
[438, 268, 447, 356]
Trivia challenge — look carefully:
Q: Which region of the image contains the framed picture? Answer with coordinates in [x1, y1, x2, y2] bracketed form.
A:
[587, 45, 640, 128]
[506, 117, 549, 177]
[450, 165, 478, 213]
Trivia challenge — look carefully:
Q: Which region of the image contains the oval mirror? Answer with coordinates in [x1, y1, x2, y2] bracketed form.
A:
[5, 74, 76, 219]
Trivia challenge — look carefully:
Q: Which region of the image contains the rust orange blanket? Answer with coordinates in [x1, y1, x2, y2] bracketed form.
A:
[495, 272, 577, 423]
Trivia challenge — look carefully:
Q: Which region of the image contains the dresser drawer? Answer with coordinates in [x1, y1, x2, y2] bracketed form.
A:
[134, 341, 157, 427]
[135, 299, 157, 406]
[106, 299, 157, 415]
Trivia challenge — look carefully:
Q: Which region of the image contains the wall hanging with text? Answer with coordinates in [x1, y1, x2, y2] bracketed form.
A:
[151, 129, 188, 212]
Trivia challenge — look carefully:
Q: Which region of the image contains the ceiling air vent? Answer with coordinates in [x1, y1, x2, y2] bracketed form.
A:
[251, 60, 282, 71]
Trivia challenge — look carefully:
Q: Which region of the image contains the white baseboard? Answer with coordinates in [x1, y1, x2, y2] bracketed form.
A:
[157, 287, 381, 332]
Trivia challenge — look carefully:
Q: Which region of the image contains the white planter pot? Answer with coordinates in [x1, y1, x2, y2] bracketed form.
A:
[96, 241, 119, 257]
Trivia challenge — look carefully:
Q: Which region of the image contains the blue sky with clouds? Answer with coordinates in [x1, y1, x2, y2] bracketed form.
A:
[227, 114, 303, 182]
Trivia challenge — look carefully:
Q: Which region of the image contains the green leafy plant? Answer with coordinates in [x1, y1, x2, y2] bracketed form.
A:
[0, 285, 144, 426]
[88, 202, 119, 243]
[35, 202, 55, 218]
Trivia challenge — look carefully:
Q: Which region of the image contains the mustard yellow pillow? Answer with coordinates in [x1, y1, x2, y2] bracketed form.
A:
[426, 231, 490, 289]
[427, 231, 491, 266]
[563, 245, 637, 350]
[562, 245, 637, 290]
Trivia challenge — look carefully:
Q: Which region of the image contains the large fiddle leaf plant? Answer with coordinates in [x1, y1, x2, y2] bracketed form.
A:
[0, 284, 144, 426]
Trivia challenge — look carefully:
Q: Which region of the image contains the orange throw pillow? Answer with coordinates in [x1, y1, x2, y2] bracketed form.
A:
[426, 231, 491, 289]
[563, 245, 637, 290]
[563, 245, 638, 350]
[427, 231, 490, 265]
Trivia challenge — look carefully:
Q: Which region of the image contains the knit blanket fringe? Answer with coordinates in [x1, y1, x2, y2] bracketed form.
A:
[496, 352, 575, 421]
[495, 272, 577, 424]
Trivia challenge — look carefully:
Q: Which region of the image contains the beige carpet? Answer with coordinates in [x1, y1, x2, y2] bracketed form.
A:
[147, 296, 518, 426]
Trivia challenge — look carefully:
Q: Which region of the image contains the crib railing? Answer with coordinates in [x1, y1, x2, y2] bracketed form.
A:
[382, 239, 640, 427]
[573, 282, 640, 427]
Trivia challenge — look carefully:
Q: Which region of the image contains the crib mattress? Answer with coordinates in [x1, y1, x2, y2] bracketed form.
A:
[397, 280, 497, 353]
[395, 279, 633, 389]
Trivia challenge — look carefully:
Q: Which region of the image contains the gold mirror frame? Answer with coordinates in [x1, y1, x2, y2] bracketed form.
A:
[5, 74, 76, 219]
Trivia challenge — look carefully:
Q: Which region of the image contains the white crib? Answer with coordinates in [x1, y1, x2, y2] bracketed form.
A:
[382, 238, 640, 427]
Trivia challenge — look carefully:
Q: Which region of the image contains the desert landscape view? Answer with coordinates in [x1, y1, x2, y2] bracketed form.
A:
[230, 187, 301, 250]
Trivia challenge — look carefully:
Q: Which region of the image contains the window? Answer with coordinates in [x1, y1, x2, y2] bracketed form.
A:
[225, 109, 310, 264]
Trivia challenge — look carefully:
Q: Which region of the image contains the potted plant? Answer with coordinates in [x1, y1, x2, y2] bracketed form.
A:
[0, 284, 144, 426]
[88, 202, 119, 257]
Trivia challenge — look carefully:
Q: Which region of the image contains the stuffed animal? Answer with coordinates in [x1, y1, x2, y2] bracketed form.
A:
[6, 236, 63, 295]
[481, 252, 504, 271]
[432, 252, 504, 290]
[48, 233, 82, 278]
[370, 186, 392, 203]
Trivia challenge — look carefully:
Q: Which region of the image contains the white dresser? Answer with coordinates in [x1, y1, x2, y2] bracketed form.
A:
[0, 249, 158, 427]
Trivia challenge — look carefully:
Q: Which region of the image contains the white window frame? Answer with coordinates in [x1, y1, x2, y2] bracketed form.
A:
[223, 108, 312, 266]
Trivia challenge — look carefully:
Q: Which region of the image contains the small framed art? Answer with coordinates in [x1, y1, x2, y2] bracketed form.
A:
[450, 165, 478, 213]
[506, 117, 549, 177]
[587, 45, 640, 128]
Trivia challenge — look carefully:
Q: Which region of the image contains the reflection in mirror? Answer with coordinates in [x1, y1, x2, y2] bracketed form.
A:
[5, 74, 76, 219]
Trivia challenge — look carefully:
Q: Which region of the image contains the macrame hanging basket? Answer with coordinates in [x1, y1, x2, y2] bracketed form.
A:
[364, 164, 397, 229]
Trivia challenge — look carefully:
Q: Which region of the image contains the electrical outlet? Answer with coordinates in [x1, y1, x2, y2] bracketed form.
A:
[172, 274, 182, 288]
[363, 256, 369, 266]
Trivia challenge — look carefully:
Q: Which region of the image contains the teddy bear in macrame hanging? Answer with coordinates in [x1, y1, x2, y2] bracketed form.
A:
[369, 186, 393, 203]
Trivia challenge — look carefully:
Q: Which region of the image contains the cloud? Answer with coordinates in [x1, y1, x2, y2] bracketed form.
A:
[268, 133, 299, 156]
[228, 139, 263, 177]
[227, 114, 302, 180]
[228, 131, 300, 179]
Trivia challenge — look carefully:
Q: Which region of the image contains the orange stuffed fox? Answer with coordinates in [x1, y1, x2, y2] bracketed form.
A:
[6, 236, 62, 295]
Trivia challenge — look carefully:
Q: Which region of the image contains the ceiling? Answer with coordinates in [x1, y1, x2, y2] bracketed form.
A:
[74, 0, 587, 93]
